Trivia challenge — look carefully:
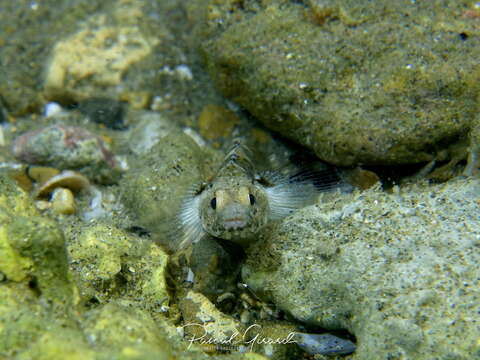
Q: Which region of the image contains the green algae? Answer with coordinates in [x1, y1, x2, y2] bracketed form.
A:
[66, 222, 169, 307]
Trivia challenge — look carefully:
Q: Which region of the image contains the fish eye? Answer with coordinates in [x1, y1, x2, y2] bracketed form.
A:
[210, 198, 217, 209]
[249, 194, 255, 205]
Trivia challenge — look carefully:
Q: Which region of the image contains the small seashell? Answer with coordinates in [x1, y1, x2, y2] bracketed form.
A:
[51, 187, 75, 215]
[36, 170, 90, 198]
[26, 166, 60, 184]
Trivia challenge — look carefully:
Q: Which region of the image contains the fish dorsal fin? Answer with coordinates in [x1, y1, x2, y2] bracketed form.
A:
[216, 139, 255, 179]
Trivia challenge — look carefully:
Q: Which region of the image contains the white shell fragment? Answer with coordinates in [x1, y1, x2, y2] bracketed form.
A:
[44, 102, 63, 117]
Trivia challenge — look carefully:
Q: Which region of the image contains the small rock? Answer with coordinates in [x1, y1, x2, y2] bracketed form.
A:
[13, 125, 122, 183]
[294, 333, 356, 356]
[35, 200, 51, 211]
[179, 290, 245, 345]
[26, 166, 60, 185]
[78, 97, 125, 130]
[44, 102, 63, 118]
[198, 104, 239, 141]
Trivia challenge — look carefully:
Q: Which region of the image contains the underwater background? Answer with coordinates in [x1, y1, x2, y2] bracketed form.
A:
[0, 1, 479, 359]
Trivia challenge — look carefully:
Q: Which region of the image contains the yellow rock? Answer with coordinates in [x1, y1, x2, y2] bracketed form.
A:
[120, 91, 152, 110]
[45, 10, 159, 99]
[198, 105, 239, 140]
[0, 226, 33, 282]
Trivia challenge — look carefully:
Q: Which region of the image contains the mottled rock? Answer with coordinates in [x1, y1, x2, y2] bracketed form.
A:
[0, 175, 84, 358]
[180, 290, 245, 343]
[198, 104, 239, 141]
[12, 124, 123, 183]
[81, 303, 172, 359]
[192, 0, 480, 169]
[44, 4, 159, 103]
[243, 178, 480, 359]
[0, 284, 91, 360]
[0, 0, 106, 115]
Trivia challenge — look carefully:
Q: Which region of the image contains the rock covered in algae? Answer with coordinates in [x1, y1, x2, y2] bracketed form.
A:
[191, 0, 480, 169]
[66, 222, 169, 309]
[0, 175, 270, 359]
[0, 174, 83, 358]
[242, 178, 480, 359]
[0, 174, 76, 305]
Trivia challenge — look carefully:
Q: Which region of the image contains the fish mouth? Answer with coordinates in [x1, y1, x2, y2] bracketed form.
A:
[223, 217, 247, 230]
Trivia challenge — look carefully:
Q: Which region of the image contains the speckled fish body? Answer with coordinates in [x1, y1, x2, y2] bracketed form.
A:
[175, 140, 340, 249]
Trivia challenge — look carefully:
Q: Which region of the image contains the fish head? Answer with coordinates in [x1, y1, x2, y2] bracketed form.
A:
[199, 182, 269, 241]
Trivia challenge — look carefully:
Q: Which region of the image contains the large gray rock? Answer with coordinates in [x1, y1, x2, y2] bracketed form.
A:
[192, 0, 480, 168]
[243, 179, 480, 359]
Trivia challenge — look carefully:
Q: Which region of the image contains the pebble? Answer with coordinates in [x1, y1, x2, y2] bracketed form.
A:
[78, 97, 125, 130]
[44, 102, 63, 117]
[51, 187, 75, 215]
[294, 332, 356, 356]
[12, 124, 122, 183]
